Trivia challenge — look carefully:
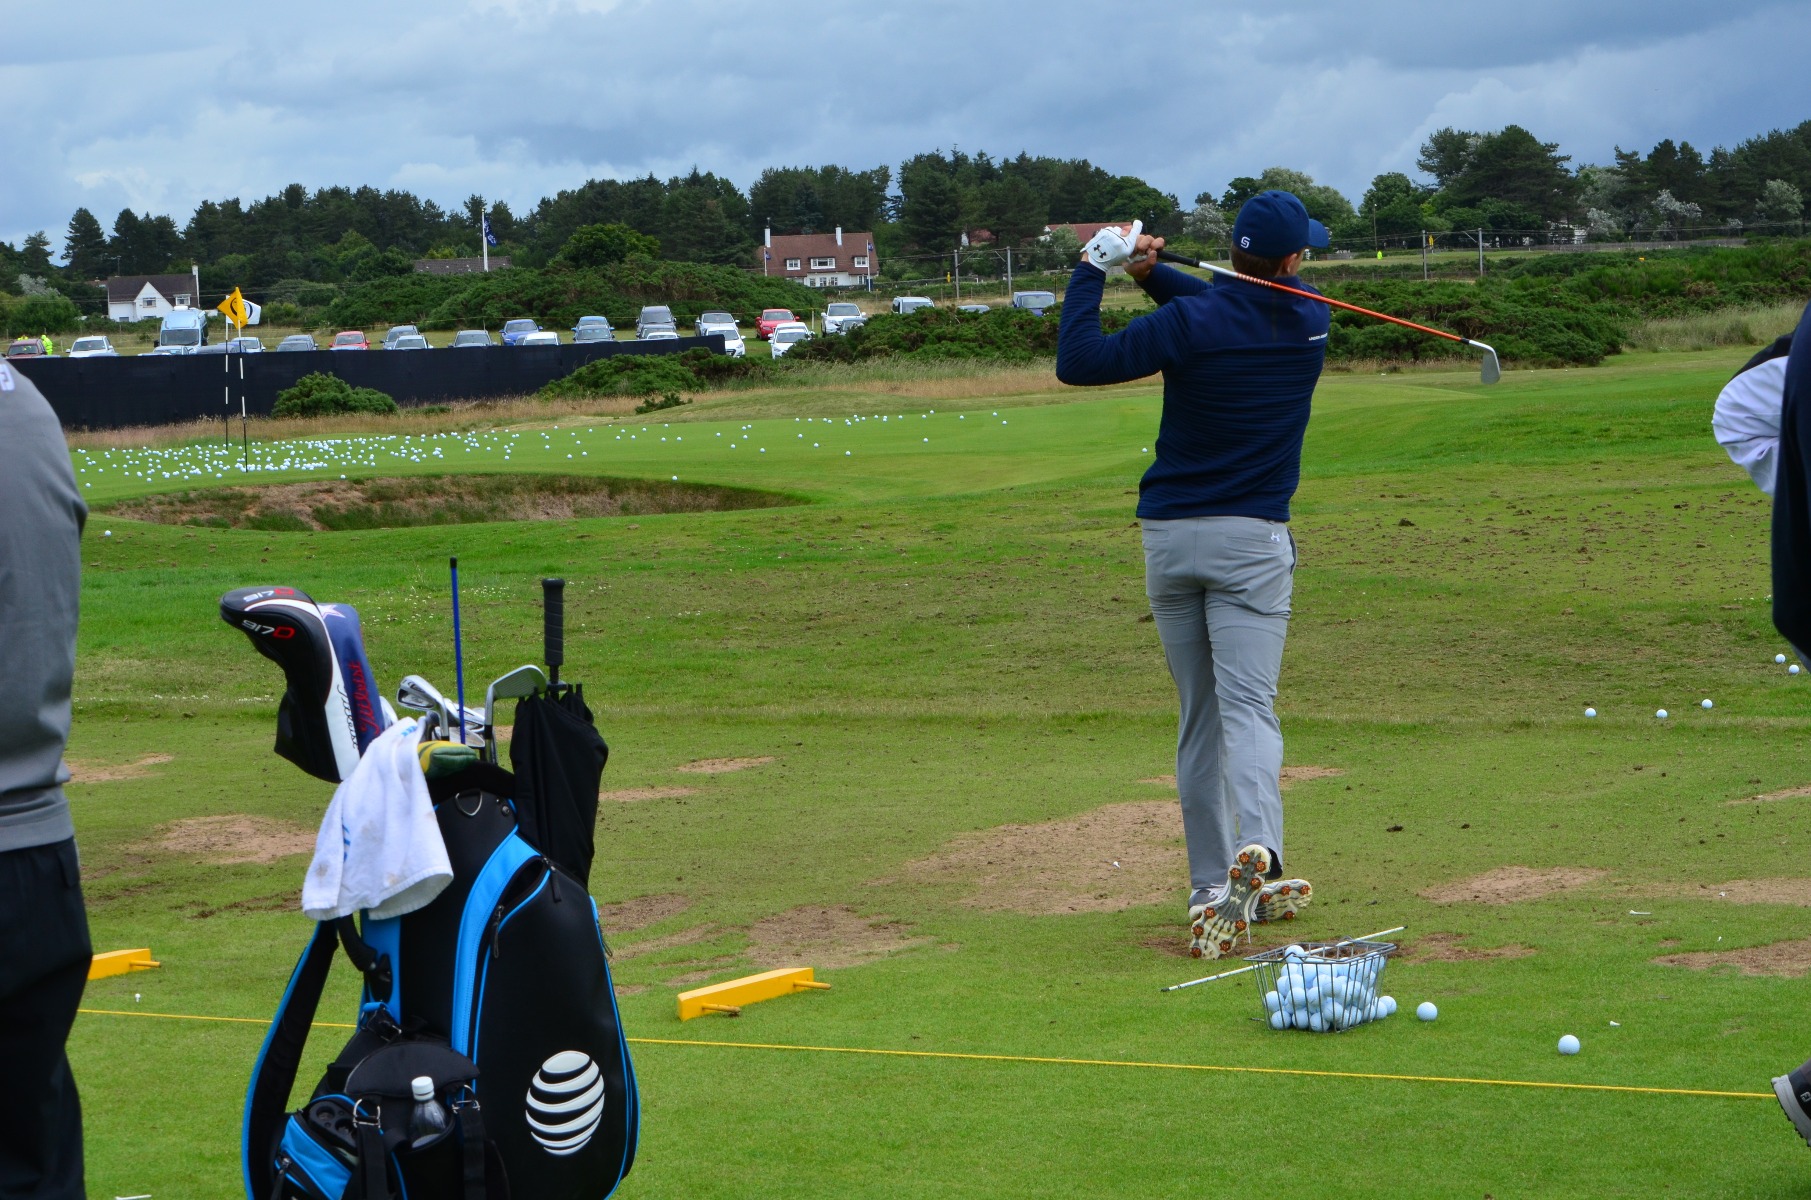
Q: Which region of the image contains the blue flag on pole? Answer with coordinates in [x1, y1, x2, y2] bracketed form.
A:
[482, 213, 498, 246]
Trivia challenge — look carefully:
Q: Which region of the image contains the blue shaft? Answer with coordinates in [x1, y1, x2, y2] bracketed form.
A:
[450, 556, 466, 743]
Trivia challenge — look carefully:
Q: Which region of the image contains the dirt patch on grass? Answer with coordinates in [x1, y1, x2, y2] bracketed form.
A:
[146, 815, 316, 865]
[1654, 939, 1811, 978]
[676, 756, 774, 775]
[615, 925, 723, 960]
[613, 984, 648, 997]
[1420, 866, 1607, 905]
[1727, 785, 1811, 806]
[904, 801, 1184, 914]
[746, 905, 931, 969]
[602, 786, 697, 802]
[1400, 932, 1535, 962]
[1668, 879, 1811, 906]
[1137, 765, 1345, 789]
[67, 753, 174, 783]
[664, 959, 746, 988]
[598, 893, 690, 932]
[99, 474, 793, 532]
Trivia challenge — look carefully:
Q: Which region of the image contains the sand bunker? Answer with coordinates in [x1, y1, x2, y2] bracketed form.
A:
[597, 893, 690, 933]
[100, 474, 791, 531]
[905, 801, 1185, 914]
[675, 756, 775, 775]
[1138, 765, 1345, 789]
[67, 753, 174, 783]
[602, 786, 698, 802]
[1420, 866, 1606, 905]
[146, 815, 317, 865]
[1654, 938, 1811, 978]
[746, 905, 931, 969]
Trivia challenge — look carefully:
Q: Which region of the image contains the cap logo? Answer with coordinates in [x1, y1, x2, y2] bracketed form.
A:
[1239, 236, 1250, 248]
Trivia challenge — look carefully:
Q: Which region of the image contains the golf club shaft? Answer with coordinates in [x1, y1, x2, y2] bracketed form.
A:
[543, 577, 565, 689]
[451, 557, 466, 744]
[1160, 926, 1406, 992]
[1153, 249, 1486, 351]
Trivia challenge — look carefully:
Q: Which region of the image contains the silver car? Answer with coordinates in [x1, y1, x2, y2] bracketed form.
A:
[450, 330, 494, 347]
[823, 302, 868, 334]
[67, 336, 118, 358]
[388, 334, 431, 350]
[382, 324, 420, 348]
[636, 305, 677, 339]
[891, 296, 935, 315]
[573, 326, 616, 344]
[275, 334, 319, 352]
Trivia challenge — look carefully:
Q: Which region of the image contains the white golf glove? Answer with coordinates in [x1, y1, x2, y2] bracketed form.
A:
[1082, 220, 1142, 270]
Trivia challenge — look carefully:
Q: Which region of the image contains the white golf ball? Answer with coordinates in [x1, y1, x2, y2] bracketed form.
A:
[1292, 1010, 1311, 1030]
[1417, 1002, 1439, 1022]
[1308, 1012, 1327, 1033]
[1558, 1034, 1581, 1055]
[1778, 654, 1788, 664]
[103, 530, 112, 537]
[1269, 1011, 1288, 1030]
[1282, 944, 1306, 962]
[1379, 995, 1397, 1017]
[1264, 990, 1282, 1014]
[1793, 665, 1802, 676]
[1584, 707, 1596, 718]
[1655, 709, 1668, 719]
[1701, 699, 1713, 710]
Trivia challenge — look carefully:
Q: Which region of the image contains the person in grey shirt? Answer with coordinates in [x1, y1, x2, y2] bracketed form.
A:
[0, 359, 91, 1199]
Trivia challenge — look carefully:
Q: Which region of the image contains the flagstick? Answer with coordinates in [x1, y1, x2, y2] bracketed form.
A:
[1160, 927, 1406, 993]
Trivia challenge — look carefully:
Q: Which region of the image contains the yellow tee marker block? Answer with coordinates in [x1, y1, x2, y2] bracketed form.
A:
[677, 967, 830, 1020]
[89, 948, 161, 981]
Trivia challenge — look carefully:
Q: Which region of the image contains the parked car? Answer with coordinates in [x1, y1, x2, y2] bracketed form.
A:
[755, 308, 796, 339]
[769, 321, 812, 358]
[330, 331, 369, 351]
[501, 319, 539, 346]
[157, 306, 208, 352]
[695, 310, 737, 337]
[388, 334, 431, 350]
[573, 326, 615, 344]
[521, 331, 561, 346]
[891, 296, 935, 315]
[822, 302, 867, 334]
[4, 338, 46, 359]
[956, 303, 990, 314]
[715, 327, 747, 358]
[144, 346, 186, 356]
[1010, 290, 1058, 316]
[275, 334, 319, 352]
[450, 330, 494, 348]
[635, 305, 677, 339]
[67, 336, 118, 358]
[381, 324, 420, 348]
[225, 336, 265, 353]
[640, 328, 679, 342]
[193, 342, 230, 356]
[573, 315, 614, 336]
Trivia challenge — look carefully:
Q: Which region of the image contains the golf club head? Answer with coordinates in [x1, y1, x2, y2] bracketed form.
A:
[1477, 344, 1502, 385]
[483, 664, 549, 762]
[397, 674, 451, 730]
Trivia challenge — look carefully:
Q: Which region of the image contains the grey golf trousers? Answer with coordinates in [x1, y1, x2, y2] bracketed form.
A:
[1142, 515, 1295, 908]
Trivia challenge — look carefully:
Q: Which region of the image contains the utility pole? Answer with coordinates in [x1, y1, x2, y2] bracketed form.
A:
[1421, 230, 1428, 282]
[1005, 246, 1013, 296]
[1477, 227, 1484, 278]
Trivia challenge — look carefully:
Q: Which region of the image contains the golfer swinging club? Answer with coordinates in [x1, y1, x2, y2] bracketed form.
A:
[1057, 190, 1329, 958]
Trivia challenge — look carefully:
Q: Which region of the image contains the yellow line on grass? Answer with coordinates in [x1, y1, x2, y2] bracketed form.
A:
[77, 1010, 1770, 1100]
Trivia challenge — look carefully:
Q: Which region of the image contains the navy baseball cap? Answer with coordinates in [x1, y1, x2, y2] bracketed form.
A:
[1233, 190, 1330, 257]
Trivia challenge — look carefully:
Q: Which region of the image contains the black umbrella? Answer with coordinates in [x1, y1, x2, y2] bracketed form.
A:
[509, 580, 608, 886]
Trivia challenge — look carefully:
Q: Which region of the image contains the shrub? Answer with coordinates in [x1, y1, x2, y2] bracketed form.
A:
[541, 347, 769, 399]
[634, 392, 689, 414]
[2, 291, 84, 336]
[273, 372, 398, 418]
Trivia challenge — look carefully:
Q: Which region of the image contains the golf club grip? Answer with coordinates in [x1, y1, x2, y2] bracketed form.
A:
[542, 577, 565, 681]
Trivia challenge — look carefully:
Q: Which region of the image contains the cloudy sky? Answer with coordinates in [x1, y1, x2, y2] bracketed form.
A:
[3, 0, 1808, 249]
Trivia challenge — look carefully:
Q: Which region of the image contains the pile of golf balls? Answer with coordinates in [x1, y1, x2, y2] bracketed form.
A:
[1262, 945, 1396, 1031]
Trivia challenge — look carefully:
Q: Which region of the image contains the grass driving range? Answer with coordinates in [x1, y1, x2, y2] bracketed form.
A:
[63, 349, 1811, 1197]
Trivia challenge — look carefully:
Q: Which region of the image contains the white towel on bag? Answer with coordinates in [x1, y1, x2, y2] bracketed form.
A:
[303, 717, 452, 921]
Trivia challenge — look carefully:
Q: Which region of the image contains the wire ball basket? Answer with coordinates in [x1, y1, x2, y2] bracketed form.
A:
[1248, 938, 1400, 1032]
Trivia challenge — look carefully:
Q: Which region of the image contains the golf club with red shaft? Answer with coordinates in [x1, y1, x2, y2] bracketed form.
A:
[1153, 248, 1501, 384]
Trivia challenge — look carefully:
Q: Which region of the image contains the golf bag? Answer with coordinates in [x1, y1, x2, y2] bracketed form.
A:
[227, 583, 637, 1200]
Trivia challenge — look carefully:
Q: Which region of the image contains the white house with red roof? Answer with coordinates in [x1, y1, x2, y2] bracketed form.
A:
[759, 227, 877, 288]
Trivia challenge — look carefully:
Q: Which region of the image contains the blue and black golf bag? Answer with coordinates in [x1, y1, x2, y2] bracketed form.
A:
[223, 584, 637, 1200]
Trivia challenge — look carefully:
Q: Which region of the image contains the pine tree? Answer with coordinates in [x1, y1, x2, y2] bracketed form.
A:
[63, 208, 109, 278]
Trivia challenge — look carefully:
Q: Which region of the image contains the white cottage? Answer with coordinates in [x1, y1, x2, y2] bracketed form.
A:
[105, 273, 199, 322]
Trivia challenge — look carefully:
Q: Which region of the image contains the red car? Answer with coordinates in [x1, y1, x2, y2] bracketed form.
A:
[755, 308, 796, 340]
[329, 330, 369, 351]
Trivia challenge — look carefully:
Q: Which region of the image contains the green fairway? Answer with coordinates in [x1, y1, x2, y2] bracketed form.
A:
[62, 348, 1811, 1197]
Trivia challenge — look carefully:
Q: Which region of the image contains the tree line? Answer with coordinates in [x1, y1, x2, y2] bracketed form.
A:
[2, 118, 1806, 318]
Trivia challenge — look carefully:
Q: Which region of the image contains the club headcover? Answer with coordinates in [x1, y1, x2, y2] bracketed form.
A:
[220, 585, 389, 782]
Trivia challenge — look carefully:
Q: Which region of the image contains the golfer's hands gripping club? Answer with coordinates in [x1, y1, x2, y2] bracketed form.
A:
[1082, 220, 1143, 271]
[1126, 230, 1166, 281]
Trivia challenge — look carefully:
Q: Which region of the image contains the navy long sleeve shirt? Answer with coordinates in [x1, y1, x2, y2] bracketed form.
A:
[1772, 300, 1811, 657]
[1056, 261, 1329, 521]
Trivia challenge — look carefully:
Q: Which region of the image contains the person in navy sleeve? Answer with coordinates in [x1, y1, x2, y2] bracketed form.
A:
[1058, 191, 1330, 959]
